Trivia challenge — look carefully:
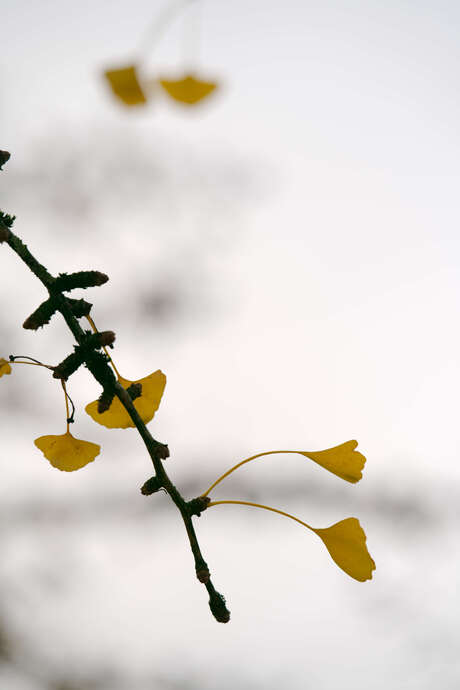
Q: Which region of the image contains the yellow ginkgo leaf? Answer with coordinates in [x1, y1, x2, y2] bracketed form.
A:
[313, 518, 376, 582]
[159, 74, 217, 105]
[0, 358, 11, 377]
[200, 441, 367, 497]
[34, 431, 100, 472]
[104, 65, 147, 106]
[300, 440, 366, 483]
[85, 370, 166, 429]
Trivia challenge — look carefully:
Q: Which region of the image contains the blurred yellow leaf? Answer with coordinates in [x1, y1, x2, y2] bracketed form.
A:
[85, 370, 166, 429]
[300, 440, 366, 483]
[0, 358, 11, 377]
[104, 65, 147, 106]
[313, 518, 376, 582]
[159, 74, 217, 105]
[34, 431, 100, 472]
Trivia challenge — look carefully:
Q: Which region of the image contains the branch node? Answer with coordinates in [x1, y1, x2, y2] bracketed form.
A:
[187, 496, 211, 517]
[53, 350, 84, 380]
[127, 382, 142, 401]
[155, 443, 170, 460]
[140, 476, 163, 495]
[67, 297, 93, 318]
[97, 388, 115, 413]
[54, 332, 117, 380]
[196, 566, 210, 583]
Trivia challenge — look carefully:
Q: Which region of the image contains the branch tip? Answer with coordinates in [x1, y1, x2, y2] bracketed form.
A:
[208, 588, 230, 623]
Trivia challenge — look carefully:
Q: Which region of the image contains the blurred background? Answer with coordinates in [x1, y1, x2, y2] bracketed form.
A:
[1, 0, 460, 688]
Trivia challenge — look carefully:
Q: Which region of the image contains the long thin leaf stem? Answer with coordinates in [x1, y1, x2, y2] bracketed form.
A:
[61, 380, 71, 433]
[201, 450, 300, 496]
[9, 359, 54, 370]
[208, 499, 316, 534]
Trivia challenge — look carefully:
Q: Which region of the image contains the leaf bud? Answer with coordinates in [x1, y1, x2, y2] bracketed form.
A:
[140, 476, 163, 495]
[155, 443, 170, 460]
[97, 330, 116, 347]
[97, 388, 115, 413]
[187, 496, 211, 517]
[55, 271, 109, 292]
[53, 351, 84, 380]
[23, 298, 57, 330]
[127, 382, 142, 401]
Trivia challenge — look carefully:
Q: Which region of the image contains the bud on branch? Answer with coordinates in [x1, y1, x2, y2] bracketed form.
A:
[55, 271, 109, 292]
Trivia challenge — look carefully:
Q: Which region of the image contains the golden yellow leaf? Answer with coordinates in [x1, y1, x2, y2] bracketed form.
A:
[104, 65, 146, 106]
[300, 440, 366, 483]
[85, 370, 166, 429]
[34, 431, 100, 472]
[313, 518, 376, 582]
[159, 74, 217, 105]
[0, 358, 11, 377]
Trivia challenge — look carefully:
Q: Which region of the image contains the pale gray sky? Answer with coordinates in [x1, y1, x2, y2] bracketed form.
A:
[1, 1, 460, 688]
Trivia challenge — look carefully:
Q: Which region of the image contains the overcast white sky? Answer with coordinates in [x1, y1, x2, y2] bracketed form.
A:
[1, 1, 460, 688]
[2, 0, 460, 478]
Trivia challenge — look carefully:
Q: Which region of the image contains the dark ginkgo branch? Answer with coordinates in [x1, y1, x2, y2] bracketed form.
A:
[0, 151, 230, 623]
[0, 151, 376, 624]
